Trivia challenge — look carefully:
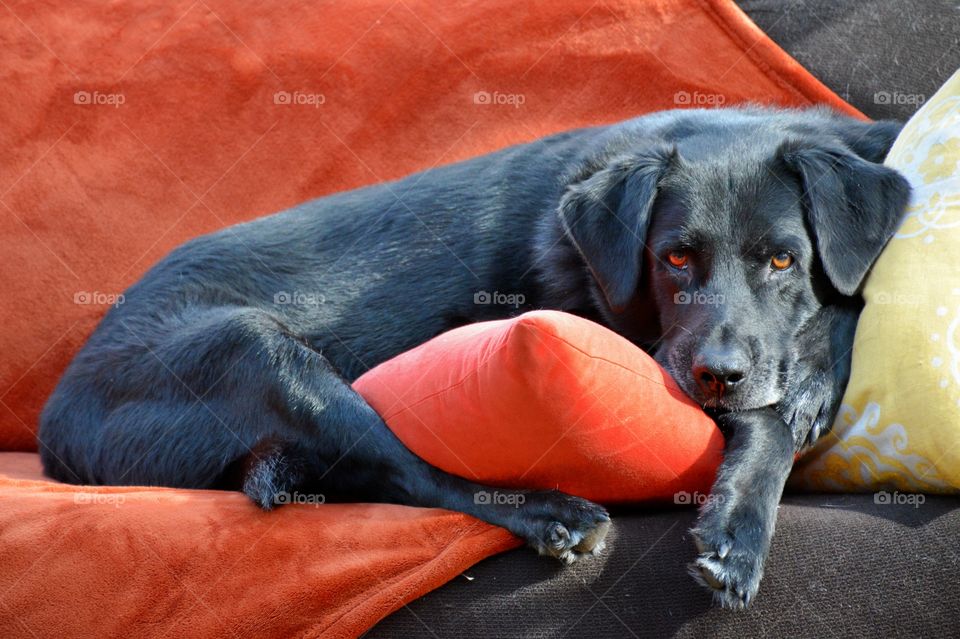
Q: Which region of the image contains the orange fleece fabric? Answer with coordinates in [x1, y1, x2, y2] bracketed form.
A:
[0, 0, 857, 636]
[0, 453, 518, 638]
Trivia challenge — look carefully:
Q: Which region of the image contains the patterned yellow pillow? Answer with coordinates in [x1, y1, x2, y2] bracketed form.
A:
[791, 70, 960, 493]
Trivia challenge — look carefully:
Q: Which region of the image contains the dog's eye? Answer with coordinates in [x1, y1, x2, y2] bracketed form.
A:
[770, 252, 794, 270]
[667, 250, 688, 269]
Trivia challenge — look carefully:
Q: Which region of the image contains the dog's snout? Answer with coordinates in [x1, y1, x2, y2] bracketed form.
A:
[692, 346, 749, 397]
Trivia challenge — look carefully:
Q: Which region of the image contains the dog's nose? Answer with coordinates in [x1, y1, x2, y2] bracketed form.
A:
[693, 348, 749, 397]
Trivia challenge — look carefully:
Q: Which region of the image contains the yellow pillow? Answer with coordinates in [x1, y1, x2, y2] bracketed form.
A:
[791, 70, 960, 493]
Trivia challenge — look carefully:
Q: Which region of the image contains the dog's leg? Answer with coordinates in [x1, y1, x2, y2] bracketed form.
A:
[689, 305, 859, 605]
[45, 306, 610, 561]
[176, 309, 611, 562]
[778, 303, 861, 450]
[689, 407, 794, 608]
[243, 361, 611, 563]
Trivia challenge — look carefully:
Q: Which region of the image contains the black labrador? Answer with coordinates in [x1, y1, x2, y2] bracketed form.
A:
[39, 107, 910, 608]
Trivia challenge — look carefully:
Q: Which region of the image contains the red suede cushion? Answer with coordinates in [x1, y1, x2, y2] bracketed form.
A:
[353, 311, 724, 504]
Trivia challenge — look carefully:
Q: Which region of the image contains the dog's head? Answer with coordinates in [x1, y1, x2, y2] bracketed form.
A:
[557, 109, 910, 410]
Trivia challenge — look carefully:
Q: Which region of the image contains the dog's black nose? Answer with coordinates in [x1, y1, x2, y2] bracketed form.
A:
[693, 348, 749, 397]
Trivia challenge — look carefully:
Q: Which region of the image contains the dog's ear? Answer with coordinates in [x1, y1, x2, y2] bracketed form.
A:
[827, 117, 903, 163]
[780, 140, 910, 295]
[558, 145, 675, 312]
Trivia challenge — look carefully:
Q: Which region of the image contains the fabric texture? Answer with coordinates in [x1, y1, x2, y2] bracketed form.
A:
[0, 453, 518, 638]
[792, 70, 960, 493]
[0, 1, 861, 637]
[354, 311, 724, 504]
[736, 0, 960, 121]
[370, 493, 960, 637]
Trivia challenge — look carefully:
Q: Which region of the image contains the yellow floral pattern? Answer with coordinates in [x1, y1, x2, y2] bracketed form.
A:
[790, 69, 960, 493]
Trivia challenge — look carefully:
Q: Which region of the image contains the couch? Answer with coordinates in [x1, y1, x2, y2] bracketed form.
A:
[1, 1, 957, 637]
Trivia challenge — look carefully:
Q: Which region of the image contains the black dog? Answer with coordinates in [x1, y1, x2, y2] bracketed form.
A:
[39, 107, 909, 608]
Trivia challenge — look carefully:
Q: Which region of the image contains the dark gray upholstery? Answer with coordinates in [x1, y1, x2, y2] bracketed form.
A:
[370, 3, 960, 636]
[368, 495, 960, 637]
[737, 0, 959, 120]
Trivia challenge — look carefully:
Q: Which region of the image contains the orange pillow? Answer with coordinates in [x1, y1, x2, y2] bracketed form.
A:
[353, 311, 723, 504]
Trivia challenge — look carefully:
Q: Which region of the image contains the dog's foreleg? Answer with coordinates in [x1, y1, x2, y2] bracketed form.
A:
[778, 303, 861, 450]
[688, 407, 794, 608]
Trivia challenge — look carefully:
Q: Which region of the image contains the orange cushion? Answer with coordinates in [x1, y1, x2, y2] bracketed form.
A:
[354, 311, 724, 504]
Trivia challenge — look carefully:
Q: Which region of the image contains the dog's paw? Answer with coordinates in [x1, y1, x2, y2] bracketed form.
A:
[777, 370, 837, 451]
[525, 492, 611, 564]
[689, 506, 768, 609]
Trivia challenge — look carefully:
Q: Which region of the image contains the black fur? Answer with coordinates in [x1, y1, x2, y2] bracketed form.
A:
[38, 107, 910, 603]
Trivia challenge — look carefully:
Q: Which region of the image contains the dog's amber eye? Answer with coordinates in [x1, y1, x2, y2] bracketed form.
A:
[770, 253, 794, 270]
[667, 251, 688, 269]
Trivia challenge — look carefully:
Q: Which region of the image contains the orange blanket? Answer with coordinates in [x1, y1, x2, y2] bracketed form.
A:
[0, 1, 856, 636]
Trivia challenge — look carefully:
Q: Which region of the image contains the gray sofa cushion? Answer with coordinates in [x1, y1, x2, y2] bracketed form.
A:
[737, 0, 959, 120]
[368, 495, 960, 637]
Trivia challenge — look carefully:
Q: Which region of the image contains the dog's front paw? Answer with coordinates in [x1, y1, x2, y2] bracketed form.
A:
[689, 502, 769, 609]
[524, 491, 611, 564]
[778, 370, 838, 450]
